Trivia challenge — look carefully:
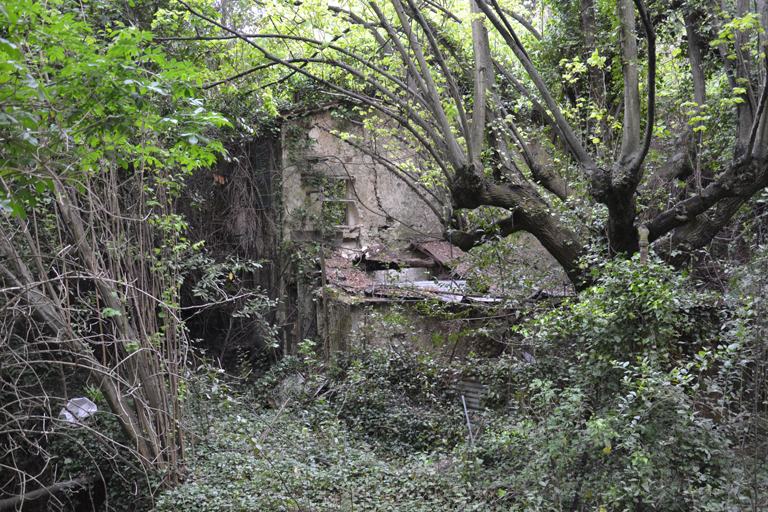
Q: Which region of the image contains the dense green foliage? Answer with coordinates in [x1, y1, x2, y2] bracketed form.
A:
[2, 0, 768, 509]
[0, 0, 225, 214]
[151, 258, 767, 511]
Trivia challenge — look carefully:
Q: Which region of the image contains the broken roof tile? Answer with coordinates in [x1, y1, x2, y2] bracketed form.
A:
[411, 239, 470, 277]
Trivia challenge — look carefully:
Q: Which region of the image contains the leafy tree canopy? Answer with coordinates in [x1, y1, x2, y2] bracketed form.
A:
[0, 0, 227, 216]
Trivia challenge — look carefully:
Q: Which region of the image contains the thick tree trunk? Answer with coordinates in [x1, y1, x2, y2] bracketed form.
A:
[449, 165, 585, 286]
[618, 0, 641, 164]
[587, 0, 644, 256]
[684, 11, 707, 107]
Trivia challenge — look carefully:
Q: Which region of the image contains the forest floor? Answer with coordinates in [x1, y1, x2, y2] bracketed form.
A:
[153, 352, 521, 511]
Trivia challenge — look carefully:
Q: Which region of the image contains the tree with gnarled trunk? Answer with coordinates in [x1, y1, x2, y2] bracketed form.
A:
[173, 0, 768, 289]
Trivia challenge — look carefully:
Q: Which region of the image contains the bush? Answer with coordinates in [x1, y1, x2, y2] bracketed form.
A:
[504, 256, 756, 510]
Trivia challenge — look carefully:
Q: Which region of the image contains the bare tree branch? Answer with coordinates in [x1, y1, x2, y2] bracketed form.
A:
[631, 0, 656, 172]
[502, 8, 541, 41]
[501, 107, 573, 201]
[403, 0, 472, 154]
[476, 0, 595, 171]
[0, 476, 99, 512]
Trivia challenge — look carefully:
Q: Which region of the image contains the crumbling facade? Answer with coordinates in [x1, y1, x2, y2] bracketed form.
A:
[273, 105, 569, 358]
[276, 106, 475, 355]
[280, 107, 444, 251]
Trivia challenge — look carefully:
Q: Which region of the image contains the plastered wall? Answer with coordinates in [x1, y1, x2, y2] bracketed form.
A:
[280, 110, 444, 251]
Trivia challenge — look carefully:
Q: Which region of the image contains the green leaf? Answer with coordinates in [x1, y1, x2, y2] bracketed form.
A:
[102, 307, 122, 318]
[0, 198, 12, 213]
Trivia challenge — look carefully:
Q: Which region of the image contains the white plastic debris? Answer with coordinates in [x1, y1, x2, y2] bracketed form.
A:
[58, 397, 97, 423]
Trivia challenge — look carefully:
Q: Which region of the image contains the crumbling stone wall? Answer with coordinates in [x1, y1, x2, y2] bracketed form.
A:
[280, 109, 443, 251]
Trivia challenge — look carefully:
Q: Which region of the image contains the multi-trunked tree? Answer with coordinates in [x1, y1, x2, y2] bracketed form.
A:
[177, 0, 768, 288]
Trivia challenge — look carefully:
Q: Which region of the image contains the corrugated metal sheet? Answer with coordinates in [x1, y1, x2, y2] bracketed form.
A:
[457, 378, 488, 411]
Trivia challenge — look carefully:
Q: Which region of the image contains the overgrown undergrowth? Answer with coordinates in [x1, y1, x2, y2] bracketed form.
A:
[154, 258, 768, 512]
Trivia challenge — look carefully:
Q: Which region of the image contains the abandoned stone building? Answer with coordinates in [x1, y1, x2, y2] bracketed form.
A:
[202, 103, 569, 363]
[277, 106, 475, 355]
